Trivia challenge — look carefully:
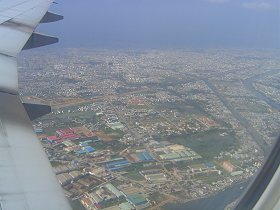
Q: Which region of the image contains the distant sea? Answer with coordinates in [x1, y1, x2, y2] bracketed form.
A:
[164, 181, 249, 210]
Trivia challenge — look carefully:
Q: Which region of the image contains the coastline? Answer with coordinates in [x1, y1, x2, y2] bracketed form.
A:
[164, 181, 249, 210]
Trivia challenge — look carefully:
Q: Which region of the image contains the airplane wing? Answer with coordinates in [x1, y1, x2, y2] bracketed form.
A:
[0, 0, 71, 209]
[235, 136, 280, 210]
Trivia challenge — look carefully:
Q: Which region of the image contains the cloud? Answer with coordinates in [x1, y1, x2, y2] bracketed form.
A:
[242, 2, 272, 10]
[206, 0, 231, 3]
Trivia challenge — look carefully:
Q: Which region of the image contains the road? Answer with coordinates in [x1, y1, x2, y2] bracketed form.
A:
[203, 79, 269, 154]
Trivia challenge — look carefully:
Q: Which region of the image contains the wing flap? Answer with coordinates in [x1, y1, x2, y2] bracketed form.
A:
[0, 92, 71, 210]
[0, 1, 71, 209]
[0, 55, 18, 94]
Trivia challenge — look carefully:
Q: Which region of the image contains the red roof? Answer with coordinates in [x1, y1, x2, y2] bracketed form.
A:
[55, 139, 65, 143]
[85, 132, 94, 137]
[47, 136, 60, 141]
[61, 133, 80, 140]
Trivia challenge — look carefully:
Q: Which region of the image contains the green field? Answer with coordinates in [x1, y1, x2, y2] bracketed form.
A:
[199, 172, 224, 185]
[123, 163, 145, 172]
[169, 129, 238, 159]
[102, 126, 124, 139]
[158, 101, 205, 115]
[149, 192, 167, 203]
[123, 171, 145, 181]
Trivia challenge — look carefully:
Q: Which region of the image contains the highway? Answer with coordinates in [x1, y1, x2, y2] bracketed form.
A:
[203, 79, 269, 154]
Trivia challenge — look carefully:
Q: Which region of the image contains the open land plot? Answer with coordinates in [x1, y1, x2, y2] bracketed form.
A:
[168, 129, 238, 159]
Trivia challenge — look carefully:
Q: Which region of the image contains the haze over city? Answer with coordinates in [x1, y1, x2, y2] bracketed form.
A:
[40, 0, 280, 49]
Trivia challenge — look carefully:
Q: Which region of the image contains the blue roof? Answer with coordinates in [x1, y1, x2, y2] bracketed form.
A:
[136, 151, 154, 162]
[143, 151, 154, 160]
[75, 146, 95, 154]
[85, 146, 95, 153]
[80, 142, 88, 147]
[205, 163, 215, 168]
[77, 150, 86, 154]
[106, 159, 130, 170]
[136, 153, 146, 161]
[106, 160, 129, 167]
[108, 167, 121, 171]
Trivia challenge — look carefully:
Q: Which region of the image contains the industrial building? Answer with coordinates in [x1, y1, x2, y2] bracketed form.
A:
[104, 183, 124, 198]
[76, 146, 95, 155]
[57, 173, 72, 186]
[135, 151, 154, 162]
[106, 158, 130, 171]
[155, 144, 201, 162]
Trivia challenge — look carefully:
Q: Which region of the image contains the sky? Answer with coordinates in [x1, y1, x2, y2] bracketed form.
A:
[38, 0, 280, 49]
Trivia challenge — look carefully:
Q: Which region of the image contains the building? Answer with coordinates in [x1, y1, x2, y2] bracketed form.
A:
[56, 128, 81, 140]
[63, 140, 75, 147]
[56, 173, 72, 186]
[56, 128, 73, 136]
[104, 183, 123, 198]
[46, 135, 68, 144]
[231, 171, 244, 176]
[156, 144, 201, 162]
[106, 159, 130, 171]
[34, 127, 43, 134]
[136, 151, 154, 162]
[80, 197, 95, 210]
[61, 133, 80, 141]
[64, 145, 80, 152]
[85, 146, 95, 153]
[76, 146, 95, 155]
[88, 166, 109, 178]
[69, 170, 82, 180]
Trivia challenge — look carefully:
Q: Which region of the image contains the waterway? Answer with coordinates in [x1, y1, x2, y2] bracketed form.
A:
[243, 69, 280, 111]
[203, 79, 269, 154]
[164, 181, 249, 210]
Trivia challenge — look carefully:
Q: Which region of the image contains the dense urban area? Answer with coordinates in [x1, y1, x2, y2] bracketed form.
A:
[18, 48, 280, 210]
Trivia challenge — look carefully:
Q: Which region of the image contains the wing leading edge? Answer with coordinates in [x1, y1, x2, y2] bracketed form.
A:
[0, 0, 71, 209]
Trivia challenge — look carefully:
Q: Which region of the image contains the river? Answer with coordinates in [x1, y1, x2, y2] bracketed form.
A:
[243, 69, 280, 111]
[164, 181, 249, 210]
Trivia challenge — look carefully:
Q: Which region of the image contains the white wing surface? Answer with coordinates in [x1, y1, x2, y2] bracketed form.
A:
[0, 1, 71, 209]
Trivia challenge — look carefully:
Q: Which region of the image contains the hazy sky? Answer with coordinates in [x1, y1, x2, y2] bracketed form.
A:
[38, 0, 280, 49]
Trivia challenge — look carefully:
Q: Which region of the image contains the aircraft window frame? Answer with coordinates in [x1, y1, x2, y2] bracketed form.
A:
[235, 136, 280, 209]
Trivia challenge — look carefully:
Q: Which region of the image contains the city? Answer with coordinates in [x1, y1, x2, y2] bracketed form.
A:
[19, 48, 280, 210]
